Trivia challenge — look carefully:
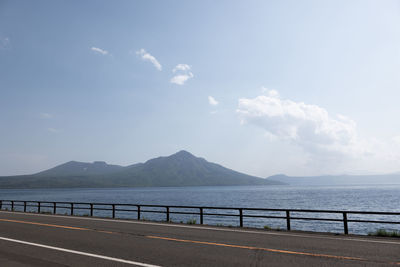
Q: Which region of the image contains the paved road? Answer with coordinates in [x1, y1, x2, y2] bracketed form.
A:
[0, 211, 399, 266]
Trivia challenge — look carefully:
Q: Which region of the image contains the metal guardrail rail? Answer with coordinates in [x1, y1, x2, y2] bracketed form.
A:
[1, 199, 400, 234]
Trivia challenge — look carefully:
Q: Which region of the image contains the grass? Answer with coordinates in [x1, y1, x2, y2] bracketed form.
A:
[368, 229, 400, 237]
[186, 219, 197, 225]
[264, 225, 284, 231]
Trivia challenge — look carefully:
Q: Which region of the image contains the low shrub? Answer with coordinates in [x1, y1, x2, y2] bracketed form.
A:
[368, 229, 400, 237]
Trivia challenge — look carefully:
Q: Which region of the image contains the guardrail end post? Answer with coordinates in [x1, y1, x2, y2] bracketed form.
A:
[286, 210, 291, 231]
[200, 207, 204, 224]
[239, 208, 243, 227]
[166, 206, 170, 222]
[343, 212, 349, 235]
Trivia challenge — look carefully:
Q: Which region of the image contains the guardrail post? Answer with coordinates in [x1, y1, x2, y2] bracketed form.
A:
[0, 200, 2, 210]
[70, 203, 74, 215]
[200, 208, 203, 224]
[343, 212, 348, 234]
[166, 206, 170, 222]
[38, 202, 41, 213]
[137, 205, 141, 220]
[11, 201, 14, 211]
[286, 210, 291, 231]
[90, 204, 94, 216]
[112, 204, 116, 219]
[239, 208, 243, 227]
[53, 202, 56, 214]
[24, 201, 27, 212]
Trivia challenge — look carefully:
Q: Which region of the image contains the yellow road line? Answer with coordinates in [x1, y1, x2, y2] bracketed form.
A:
[0, 218, 91, 231]
[0, 218, 116, 235]
[147, 235, 399, 264]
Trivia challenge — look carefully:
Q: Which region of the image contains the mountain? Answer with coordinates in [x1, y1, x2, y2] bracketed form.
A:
[103, 150, 282, 187]
[268, 173, 400, 185]
[0, 150, 283, 189]
[35, 161, 124, 177]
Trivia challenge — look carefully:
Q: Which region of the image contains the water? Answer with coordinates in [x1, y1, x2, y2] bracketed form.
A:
[1, 184, 400, 235]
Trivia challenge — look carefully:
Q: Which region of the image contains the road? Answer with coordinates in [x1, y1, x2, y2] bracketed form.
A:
[0, 211, 399, 266]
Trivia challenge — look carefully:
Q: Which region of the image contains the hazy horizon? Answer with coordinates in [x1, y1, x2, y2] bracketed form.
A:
[1, 0, 400, 177]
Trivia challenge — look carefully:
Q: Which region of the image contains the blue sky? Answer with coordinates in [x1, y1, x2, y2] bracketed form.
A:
[1, 0, 400, 177]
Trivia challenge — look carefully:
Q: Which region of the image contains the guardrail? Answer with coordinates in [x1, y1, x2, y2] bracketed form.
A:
[1, 199, 400, 234]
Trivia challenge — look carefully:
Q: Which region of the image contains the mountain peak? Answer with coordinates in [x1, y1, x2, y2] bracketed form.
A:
[171, 150, 196, 159]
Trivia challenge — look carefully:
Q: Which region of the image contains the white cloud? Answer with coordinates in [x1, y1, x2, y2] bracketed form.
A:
[237, 89, 364, 157]
[40, 112, 53, 119]
[236, 88, 400, 175]
[170, 64, 193, 85]
[170, 73, 193, 85]
[136, 48, 162, 71]
[173, 64, 191, 72]
[208, 96, 219, 106]
[91, 47, 108, 55]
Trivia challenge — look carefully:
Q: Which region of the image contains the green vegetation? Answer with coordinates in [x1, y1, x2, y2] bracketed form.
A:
[264, 225, 284, 231]
[368, 229, 400, 237]
[0, 150, 283, 189]
[186, 219, 197, 225]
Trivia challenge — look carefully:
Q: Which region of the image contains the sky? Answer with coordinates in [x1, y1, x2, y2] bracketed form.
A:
[1, 0, 400, 177]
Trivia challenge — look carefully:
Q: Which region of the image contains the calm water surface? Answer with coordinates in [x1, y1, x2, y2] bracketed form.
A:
[1, 184, 399, 235]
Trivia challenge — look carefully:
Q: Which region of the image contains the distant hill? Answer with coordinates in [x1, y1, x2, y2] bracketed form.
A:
[0, 150, 283, 189]
[35, 161, 124, 177]
[268, 174, 400, 186]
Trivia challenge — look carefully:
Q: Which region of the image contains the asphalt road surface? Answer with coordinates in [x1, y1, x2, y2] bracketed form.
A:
[0, 211, 399, 266]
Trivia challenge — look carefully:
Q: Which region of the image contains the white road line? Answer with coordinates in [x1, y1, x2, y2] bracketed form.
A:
[1, 210, 400, 245]
[0, 236, 161, 267]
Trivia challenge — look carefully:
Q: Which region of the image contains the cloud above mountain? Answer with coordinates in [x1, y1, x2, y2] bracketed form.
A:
[136, 48, 162, 71]
[237, 90, 358, 153]
[237, 89, 400, 173]
[91, 47, 108, 55]
[208, 96, 218, 106]
[170, 64, 193, 85]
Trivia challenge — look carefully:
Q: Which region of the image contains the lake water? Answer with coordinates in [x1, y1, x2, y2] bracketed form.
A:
[1, 184, 400, 235]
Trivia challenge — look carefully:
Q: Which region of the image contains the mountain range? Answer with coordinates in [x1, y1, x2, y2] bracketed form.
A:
[0, 150, 283, 189]
[268, 173, 400, 185]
